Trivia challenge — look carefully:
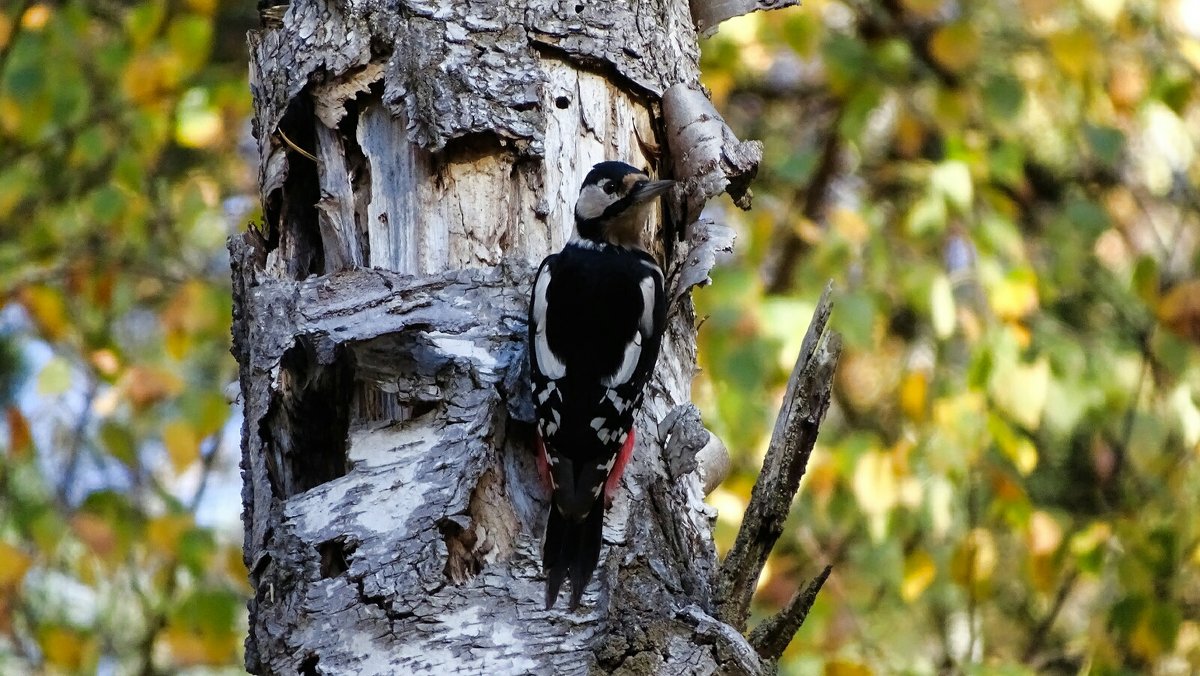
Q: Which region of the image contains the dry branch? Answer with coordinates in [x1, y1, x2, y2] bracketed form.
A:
[690, 0, 803, 37]
[748, 565, 832, 662]
[715, 282, 841, 632]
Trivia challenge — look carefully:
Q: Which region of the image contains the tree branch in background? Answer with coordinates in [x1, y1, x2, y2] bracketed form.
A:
[716, 282, 841, 631]
[188, 435, 224, 512]
[1022, 569, 1079, 666]
[761, 116, 841, 294]
[56, 376, 98, 508]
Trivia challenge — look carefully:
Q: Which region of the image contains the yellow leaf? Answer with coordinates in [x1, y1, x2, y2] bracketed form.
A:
[1021, 0, 1057, 22]
[147, 514, 193, 556]
[90, 349, 120, 377]
[19, 285, 69, 341]
[159, 625, 238, 667]
[901, 550, 937, 601]
[899, 0, 944, 18]
[122, 52, 184, 107]
[1130, 613, 1167, 662]
[72, 513, 117, 558]
[853, 450, 898, 540]
[930, 274, 956, 339]
[1027, 511, 1062, 555]
[825, 660, 873, 676]
[899, 370, 929, 422]
[831, 207, 870, 246]
[0, 542, 31, 590]
[894, 109, 925, 158]
[1081, 0, 1124, 25]
[123, 365, 184, 410]
[161, 279, 218, 359]
[707, 487, 748, 526]
[1049, 29, 1096, 80]
[999, 427, 1039, 475]
[928, 23, 981, 75]
[951, 528, 996, 588]
[163, 420, 199, 473]
[1029, 549, 1057, 593]
[1070, 521, 1112, 557]
[40, 626, 95, 671]
[226, 546, 251, 592]
[21, 5, 51, 31]
[6, 407, 31, 459]
[1024, 511, 1059, 590]
[1157, 279, 1200, 344]
[184, 0, 217, 15]
[988, 269, 1040, 320]
[1108, 60, 1146, 110]
[1179, 38, 1200, 73]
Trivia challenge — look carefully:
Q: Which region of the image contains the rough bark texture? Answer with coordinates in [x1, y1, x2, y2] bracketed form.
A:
[234, 1, 823, 674]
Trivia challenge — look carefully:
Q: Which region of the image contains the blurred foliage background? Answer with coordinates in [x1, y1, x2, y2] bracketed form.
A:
[1, 0, 1199, 674]
[0, 0, 255, 672]
[696, 0, 1200, 674]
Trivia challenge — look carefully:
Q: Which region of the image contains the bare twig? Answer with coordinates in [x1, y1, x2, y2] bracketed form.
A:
[188, 434, 224, 512]
[1022, 569, 1079, 665]
[715, 282, 841, 631]
[761, 113, 842, 294]
[747, 564, 832, 661]
[56, 377, 99, 507]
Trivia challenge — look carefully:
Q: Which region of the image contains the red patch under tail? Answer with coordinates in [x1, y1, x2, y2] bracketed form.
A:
[603, 428, 636, 508]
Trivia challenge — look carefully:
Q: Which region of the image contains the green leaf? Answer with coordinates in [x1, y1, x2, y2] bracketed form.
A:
[168, 15, 214, 74]
[1084, 125, 1125, 168]
[931, 160, 973, 212]
[99, 422, 138, 466]
[905, 193, 947, 237]
[988, 142, 1025, 188]
[173, 588, 239, 634]
[983, 74, 1025, 121]
[834, 291, 877, 349]
[37, 357, 72, 396]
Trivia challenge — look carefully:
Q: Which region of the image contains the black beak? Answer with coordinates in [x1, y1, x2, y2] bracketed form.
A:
[629, 179, 675, 204]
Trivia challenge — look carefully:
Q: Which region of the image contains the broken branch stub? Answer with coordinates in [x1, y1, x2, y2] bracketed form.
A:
[663, 83, 763, 222]
[715, 281, 841, 632]
[689, 0, 804, 38]
[748, 564, 832, 662]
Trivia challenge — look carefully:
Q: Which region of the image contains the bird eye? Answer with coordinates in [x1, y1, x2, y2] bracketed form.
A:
[602, 182, 617, 195]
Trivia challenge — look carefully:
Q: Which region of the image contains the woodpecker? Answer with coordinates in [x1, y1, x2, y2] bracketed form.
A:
[529, 161, 673, 609]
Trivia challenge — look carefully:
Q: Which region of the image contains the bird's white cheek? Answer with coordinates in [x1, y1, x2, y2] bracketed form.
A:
[575, 185, 610, 221]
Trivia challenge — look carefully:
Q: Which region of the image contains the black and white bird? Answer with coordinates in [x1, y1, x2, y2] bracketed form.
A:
[528, 161, 673, 609]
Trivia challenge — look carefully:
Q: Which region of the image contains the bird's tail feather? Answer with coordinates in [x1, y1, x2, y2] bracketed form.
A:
[543, 498, 606, 610]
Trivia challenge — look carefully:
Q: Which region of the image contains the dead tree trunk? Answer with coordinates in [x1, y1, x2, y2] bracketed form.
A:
[231, 1, 835, 673]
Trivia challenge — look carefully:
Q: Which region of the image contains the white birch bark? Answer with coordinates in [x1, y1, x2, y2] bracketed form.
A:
[232, 1, 810, 674]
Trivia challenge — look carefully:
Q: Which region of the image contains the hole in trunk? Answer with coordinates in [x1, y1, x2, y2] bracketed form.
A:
[316, 536, 356, 578]
[260, 340, 353, 497]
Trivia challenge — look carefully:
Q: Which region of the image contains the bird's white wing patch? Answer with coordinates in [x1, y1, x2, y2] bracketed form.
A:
[532, 267, 566, 379]
[602, 331, 641, 387]
[638, 275, 657, 336]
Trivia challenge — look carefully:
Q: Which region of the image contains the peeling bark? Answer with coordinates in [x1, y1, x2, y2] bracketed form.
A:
[234, 1, 829, 674]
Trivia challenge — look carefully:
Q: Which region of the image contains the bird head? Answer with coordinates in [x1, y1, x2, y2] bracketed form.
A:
[573, 161, 674, 248]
